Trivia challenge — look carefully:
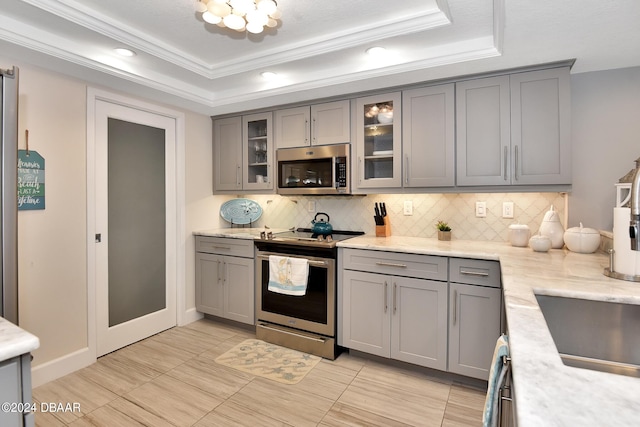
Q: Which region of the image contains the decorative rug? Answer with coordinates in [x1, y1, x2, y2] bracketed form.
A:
[215, 339, 321, 384]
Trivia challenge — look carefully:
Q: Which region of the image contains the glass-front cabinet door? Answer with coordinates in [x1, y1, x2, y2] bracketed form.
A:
[243, 112, 273, 190]
[355, 92, 402, 188]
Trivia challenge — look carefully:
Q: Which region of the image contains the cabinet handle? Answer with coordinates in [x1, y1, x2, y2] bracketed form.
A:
[514, 145, 519, 181]
[503, 146, 508, 181]
[375, 261, 407, 268]
[453, 289, 458, 326]
[405, 154, 409, 185]
[312, 117, 316, 144]
[217, 260, 221, 282]
[384, 281, 388, 313]
[222, 261, 227, 283]
[236, 164, 241, 187]
[460, 269, 490, 277]
[305, 119, 309, 145]
[358, 157, 362, 183]
[393, 282, 397, 314]
[267, 163, 271, 184]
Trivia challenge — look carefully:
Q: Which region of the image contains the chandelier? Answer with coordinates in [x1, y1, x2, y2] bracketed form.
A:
[195, 0, 282, 34]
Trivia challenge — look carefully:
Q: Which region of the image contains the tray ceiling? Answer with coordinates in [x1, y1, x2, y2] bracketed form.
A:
[0, 0, 638, 115]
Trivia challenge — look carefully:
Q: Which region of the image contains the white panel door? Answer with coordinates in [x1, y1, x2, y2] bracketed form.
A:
[94, 99, 177, 356]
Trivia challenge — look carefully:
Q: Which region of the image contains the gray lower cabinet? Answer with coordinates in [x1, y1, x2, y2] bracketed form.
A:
[0, 354, 34, 427]
[448, 258, 502, 380]
[341, 249, 449, 370]
[340, 249, 502, 380]
[195, 236, 254, 325]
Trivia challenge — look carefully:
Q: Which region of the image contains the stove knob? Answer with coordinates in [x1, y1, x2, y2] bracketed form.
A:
[326, 235, 333, 242]
[317, 235, 324, 241]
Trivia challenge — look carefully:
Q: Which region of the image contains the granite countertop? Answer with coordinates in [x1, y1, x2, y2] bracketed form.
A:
[0, 317, 40, 362]
[336, 235, 640, 427]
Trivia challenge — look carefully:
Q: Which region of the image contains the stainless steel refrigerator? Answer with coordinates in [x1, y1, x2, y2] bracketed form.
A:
[1, 66, 18, 325]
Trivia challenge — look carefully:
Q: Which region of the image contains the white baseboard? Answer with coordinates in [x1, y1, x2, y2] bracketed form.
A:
[179, 307, 203, 326]
[31, 347, 95, 388]
[32, 309, 203, 387]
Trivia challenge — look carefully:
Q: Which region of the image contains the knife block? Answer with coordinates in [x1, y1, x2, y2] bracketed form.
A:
[376, 218, 391, 237]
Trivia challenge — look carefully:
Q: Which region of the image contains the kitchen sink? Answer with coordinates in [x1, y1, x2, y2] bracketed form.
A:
[535, 294, 640, 378]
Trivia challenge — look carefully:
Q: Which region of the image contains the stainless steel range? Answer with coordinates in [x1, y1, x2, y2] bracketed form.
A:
[254, 228, 363, 359]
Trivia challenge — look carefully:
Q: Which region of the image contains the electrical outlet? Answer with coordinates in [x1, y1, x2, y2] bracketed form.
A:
[475, 201, 487, 218]
[403, 200, 413, 216]
[502, 201, 514, 218]
[308, 201, 315, 212]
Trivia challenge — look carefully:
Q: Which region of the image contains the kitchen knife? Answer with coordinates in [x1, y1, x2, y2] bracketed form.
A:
[380, 202, 387, 217]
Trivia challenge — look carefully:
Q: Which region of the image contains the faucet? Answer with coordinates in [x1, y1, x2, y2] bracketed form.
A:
[631, 167, 640, 251]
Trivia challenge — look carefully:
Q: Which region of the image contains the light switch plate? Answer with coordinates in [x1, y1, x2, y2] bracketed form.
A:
[502, 201, 514, 218]
[308, 201, 316, 212]
[475, 201, 487, 218]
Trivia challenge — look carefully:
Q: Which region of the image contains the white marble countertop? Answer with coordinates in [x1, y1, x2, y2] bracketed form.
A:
[194, 227, 291, 239]
[0, 317, 40, 362]
[336, 235, 640, 427]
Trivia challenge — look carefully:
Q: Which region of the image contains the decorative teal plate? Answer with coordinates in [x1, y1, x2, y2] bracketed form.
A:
[220, 198, 263, 224]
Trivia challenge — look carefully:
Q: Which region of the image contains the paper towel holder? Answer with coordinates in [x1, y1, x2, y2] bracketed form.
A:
[604, 249, 640, 282]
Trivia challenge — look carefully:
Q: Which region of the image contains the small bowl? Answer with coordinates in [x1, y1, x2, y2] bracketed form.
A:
[529, 234, 552, 252]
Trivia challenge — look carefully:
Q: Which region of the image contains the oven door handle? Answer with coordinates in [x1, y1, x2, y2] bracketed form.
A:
[256, 252, 329, 267]
[258, 323, 326, 343]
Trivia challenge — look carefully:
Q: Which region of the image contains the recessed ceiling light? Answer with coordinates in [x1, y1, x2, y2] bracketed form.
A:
[114, 48, 136, 57]
[366, 46, 387, 56]
[261, 71, 277, 80]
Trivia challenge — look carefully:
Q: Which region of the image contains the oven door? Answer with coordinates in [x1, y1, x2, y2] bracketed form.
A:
[256, 250, 335, 337]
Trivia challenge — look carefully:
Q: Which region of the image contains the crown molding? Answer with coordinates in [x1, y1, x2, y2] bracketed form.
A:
[21, 0, 452, 79]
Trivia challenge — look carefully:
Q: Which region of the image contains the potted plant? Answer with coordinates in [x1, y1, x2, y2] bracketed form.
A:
[436, 220, 452, 241]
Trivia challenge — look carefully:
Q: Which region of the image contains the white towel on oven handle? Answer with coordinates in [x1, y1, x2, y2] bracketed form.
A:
[268, 255, 309, 296]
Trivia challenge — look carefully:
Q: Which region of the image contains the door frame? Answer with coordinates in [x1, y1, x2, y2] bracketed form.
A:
[86, 87, 186, 359]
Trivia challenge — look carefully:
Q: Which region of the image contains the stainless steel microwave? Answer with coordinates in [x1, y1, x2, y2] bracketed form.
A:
[276, 143, 350, 195]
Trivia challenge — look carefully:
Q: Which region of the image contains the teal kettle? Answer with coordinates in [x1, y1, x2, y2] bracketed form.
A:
[311, 212, 333, 236]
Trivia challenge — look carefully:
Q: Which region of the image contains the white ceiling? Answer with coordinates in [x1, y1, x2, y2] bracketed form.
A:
[0, 0, 639, 116]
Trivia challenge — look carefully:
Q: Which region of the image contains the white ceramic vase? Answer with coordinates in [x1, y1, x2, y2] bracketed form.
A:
[538, 206, 565, 249]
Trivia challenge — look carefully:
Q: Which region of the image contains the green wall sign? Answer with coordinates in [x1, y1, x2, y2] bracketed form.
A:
[18, 150, 45, 210]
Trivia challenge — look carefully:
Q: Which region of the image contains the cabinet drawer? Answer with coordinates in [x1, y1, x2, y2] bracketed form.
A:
[196, 236, 254, 258]
[342, 248, 448, 281]
[449, 258, 501, 288]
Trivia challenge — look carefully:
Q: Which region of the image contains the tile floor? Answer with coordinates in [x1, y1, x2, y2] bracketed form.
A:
[33, 318, 486, 426]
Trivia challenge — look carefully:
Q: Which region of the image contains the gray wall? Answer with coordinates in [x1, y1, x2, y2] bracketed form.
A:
[569, 66, 640, 231]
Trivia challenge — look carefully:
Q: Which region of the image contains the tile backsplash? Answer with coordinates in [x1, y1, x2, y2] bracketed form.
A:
[220, 192, 567, 242]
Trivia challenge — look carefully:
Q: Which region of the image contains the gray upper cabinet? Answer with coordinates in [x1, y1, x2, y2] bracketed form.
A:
[274, 100, 350, 148]
[274, 106, 309, 148]
[242, 112, 274, 191]
[355, 92, 403, 189]
[510, 68, 571, 185]
[311, 100, 351, 145]
[456, 75, 511, 186]
[213, 116, 243, 191]
[456, 67, 571, 186]
[402, 84, 455, 187]
[214, 113, 274, 193]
